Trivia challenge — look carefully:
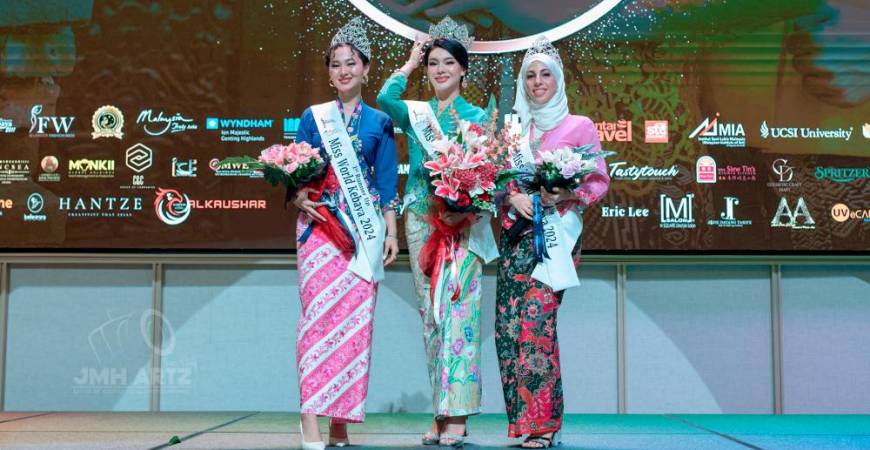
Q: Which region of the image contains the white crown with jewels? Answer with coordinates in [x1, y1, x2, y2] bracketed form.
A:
[331, 16, 371, 59]
[428, 16, 474, 50]
[523, 35, 562, 69]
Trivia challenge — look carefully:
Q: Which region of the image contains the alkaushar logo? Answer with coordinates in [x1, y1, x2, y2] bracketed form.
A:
[760, 120, 853, 141]
[689, 113, 745, 148]
[659, 194, 695, 229]
[154, 188, 192, 225]
[814, 166, 870, 183]
[205, 117, 272, 143]
[831, 204, 870, 223]
[771, 197, 815, 229]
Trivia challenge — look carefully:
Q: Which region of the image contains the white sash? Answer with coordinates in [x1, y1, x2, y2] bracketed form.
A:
[311, 102, 385, 282]
[514, 132, 582, 292]
[405, 100, 499, 265]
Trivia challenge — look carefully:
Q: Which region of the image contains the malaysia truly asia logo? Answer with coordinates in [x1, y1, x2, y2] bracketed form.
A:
[137, 109, 198, 136]
[689, 113, 746, 148]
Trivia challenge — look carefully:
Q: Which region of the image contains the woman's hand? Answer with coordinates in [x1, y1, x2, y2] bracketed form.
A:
[293, 188, 326, 222]
[399, 35, 431, 77]
[383, 235, 399, 266]
[539, 187, 576, 207]
[508, 192, 533, 220]
[440, 210, 475, 227]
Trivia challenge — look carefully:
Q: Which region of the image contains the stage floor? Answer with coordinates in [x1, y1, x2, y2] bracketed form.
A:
[1, 412, 868, 449]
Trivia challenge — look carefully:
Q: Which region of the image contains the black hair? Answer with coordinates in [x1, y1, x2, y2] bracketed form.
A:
[324, 43, 370, 67]
[423, 38, 469, 70]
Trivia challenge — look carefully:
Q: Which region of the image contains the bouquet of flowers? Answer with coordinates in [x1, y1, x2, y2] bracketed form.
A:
[218, 142, 326, 189]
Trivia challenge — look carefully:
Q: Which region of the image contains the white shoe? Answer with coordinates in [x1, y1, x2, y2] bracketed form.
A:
[300, 420, 325, 450]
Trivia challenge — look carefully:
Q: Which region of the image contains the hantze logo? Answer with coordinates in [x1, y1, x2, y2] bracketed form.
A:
[283, 117, 301, 140]
[771, 197, 815, 229]
[59, 196, 143, 218]
[68, 159, 115, 178]
[154, 188, 192, 225]
[137, 110, 198, 135]
[689, 112, 746, 148]
[595, 120, 632, 142]
[126, 144, 153, 173]
[29, 105, 75, 138]
[696, 156, 716, 184]
[206, 117, 272, 143]
[24, 193, 47, 221]
[761, 120, 853, 141]
[659, 194, 696, 229]
[831, 204, 870, 223]
[708, 196, 752, 228]
[172, 158, 197, 177]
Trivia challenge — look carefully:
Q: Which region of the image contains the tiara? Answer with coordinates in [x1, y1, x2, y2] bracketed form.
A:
[523, 35, 562, 69]
[331, 17, 371, 59]
[428, 16, 474, 50]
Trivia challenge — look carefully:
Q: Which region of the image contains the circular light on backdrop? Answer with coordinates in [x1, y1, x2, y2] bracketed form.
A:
[347, 0, 622, 53]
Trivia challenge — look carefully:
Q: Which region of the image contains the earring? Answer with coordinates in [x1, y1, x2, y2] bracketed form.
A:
[329, 81, 335, 88]
[363, 75, 369, 85]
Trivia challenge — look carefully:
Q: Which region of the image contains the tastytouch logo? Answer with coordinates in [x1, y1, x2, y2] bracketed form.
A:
[608, 161, 679, 181]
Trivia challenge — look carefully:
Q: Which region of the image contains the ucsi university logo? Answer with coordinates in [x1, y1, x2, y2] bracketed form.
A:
[29, 105, 75, 138]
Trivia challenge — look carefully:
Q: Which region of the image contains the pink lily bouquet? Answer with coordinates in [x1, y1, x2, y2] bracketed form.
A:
[219, 142, 326, 189]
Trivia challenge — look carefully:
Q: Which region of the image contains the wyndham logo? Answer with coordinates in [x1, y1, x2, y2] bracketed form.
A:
[205, 118, 273, 130]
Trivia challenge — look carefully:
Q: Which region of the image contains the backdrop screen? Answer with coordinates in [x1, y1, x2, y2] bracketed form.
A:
[0, 0, 868, 252]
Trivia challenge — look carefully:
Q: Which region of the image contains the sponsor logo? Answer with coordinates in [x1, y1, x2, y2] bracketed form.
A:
[771, 197, 815, 229]
[171, 158, 197, 177]
[696, 156, 716, 184]
[0, 117, 15, 133]
[608, 161, 679, 181]
[205, 117, 272, 143]
[0, 198, 12, 217]
[659, 194, 696, 229]
[24, 193, 47, 221]
[689, 112, 745, 148]
[68, 159, 115, 178]
[760, 120, 853, 141]
[767, 158, 801, 191]
[600, 204, 650, 218]
[595, 120, 632, 142]
[863, 123, 870, 139]
[123, 144, 155, 190]
[814, 166, 870, 183]
[0, 159, 30, 183]
[644, 120, 668, 144]
[154, 188, 192, 225]
[717, 164, 757, 182]
[29, 105, 75, 138]
[137, 110, 198, 136]
[91, 105, 124, 139]
[39, 156, 61, 182]
[283, 117, 301, 140]
[831, 203, 870, 223]
[209, 158, 264, 178]
[708, 196, 752, 228]
[59, 196, 143, 218]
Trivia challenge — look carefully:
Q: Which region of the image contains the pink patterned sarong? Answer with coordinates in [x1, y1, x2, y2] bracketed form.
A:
[296, 216, 376, 423]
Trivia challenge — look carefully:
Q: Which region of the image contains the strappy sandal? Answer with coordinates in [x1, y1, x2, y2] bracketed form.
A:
[421, 431, 440, 446]
[438, 432, 467, 447]
[327, 423, 349, 447]
[521, 431, 560, 449]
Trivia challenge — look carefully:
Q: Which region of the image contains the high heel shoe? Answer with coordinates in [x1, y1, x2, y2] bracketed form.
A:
[328, 424, 350, 448]
[300, 420, 325, 450]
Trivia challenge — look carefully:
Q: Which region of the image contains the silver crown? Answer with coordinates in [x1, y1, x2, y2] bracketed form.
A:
[428, 16, 474, 50]
[331, 17, 371, 59]
[523, 35, 562, 69]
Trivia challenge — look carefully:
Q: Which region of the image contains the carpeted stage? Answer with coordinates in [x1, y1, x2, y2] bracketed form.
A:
[1, 412, 868, 449]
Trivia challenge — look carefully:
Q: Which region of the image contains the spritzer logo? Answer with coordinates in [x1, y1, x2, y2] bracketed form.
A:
[760, 120, 853, 141]
[659, 194, 696, 229]
[814, 166, 870, 183]
[137, 109, 198, 135]
[689, 112, 745, 148]
[708, 196, 752, 228]
[29, 104, 75, 138]
[205, 117, 272, 143]
[771, 197, 815, 229]
[608, 161, 679, 181]
[0, 117, 15, 133]
[154, 188, 192, 225]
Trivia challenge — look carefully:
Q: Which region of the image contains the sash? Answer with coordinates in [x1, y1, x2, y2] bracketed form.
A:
[311, 102, 385, 282]
[405, 100, 499, 265]
[514, 132, 582, 292]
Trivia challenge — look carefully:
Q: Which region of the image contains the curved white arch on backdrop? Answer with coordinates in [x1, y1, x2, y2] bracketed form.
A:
[346, 0, 622, 54]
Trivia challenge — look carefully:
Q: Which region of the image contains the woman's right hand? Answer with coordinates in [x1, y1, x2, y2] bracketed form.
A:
[509, 192, 534, 220]
[400, 35, 431, 76]
[293, 188, 326, 222]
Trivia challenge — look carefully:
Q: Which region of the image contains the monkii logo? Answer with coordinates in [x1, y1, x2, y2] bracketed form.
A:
[171, 158, 197, 177]
[608, 161, 679, 181]
[137, 110, 198, 135]
[771, 197, 815, 229]
[708, 196, 752, 228]
[814, 166, 870, 183]
[206, 117, 272, 143]
[689, 112, 745, 148]
[91, 105, 124, 139]
[644, 120, 668, 144]
[24, 193, 47, 221]
[68, 159, 115, 178]
[0, 117, 15, 133]
[760, 120, 852, 141]
[29, 105, 75, 138]
[595, 120, 632, 142]
[283, 117, 301, 140]
[696, 156, 716, 184]
[126, 144, 153, 173]
[59, 196, 143, 218]
[659, 194, 696, 229]
[831, 203, 870, 223]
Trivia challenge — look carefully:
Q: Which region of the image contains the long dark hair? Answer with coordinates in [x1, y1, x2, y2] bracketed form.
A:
[424, 38, 468, 85]
[324, 43, 370, 67]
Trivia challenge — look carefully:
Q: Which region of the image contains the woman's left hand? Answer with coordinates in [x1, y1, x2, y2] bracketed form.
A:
[539, 187, 576, 207]
[383, 235, 399, 266]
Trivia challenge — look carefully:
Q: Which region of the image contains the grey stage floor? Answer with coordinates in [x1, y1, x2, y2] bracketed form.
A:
[1, 412, 869, 450]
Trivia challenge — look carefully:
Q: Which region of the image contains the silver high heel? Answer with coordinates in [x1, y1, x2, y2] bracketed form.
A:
[300, 420, 325, 450]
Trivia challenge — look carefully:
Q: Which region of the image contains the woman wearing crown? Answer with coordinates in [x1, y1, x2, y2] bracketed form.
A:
[496, 37, 610, 448]
[377, 17, 487, 447]
[290, 17, 400, 450]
